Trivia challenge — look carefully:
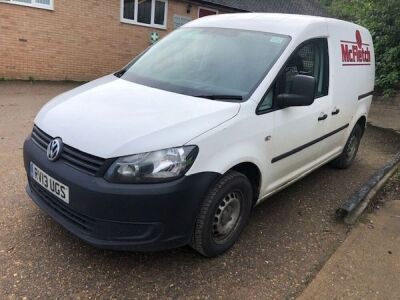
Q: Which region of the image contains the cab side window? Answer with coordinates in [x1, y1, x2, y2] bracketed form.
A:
[258, 88, 274, 111]
[278, 39, 329, 98]
[257, 38, 329, 114]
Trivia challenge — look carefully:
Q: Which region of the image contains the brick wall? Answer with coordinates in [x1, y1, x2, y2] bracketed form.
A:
[0, 0, 232, 81]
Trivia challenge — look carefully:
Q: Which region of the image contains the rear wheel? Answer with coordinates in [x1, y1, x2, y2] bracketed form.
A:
[330, 123, 363, 169]
[190, 170, 253, 257]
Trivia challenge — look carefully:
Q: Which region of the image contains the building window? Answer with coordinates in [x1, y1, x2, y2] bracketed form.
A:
[198, 7, 218, 18]
[121, 0, 168, 29]
[1, 0, 53, 10]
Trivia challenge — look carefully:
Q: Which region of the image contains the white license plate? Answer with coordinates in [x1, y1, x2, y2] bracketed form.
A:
[30, 162, 69, 204]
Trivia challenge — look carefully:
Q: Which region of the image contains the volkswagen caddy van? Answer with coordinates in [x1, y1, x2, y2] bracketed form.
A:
[24, 14, 375, 257]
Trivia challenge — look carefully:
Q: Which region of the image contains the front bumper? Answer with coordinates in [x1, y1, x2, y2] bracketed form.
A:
[23, 137, 219, 251]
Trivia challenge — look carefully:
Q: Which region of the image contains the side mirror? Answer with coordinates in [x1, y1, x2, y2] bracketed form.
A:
[276, 75, 316, 108]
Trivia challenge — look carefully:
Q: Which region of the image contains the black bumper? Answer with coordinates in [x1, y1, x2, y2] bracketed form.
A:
[23, 137, 219, 251]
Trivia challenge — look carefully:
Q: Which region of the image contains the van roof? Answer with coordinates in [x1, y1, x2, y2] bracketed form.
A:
[185, 13, 353, 37]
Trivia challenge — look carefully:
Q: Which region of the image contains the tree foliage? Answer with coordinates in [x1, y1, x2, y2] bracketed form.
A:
[323, 0, 400, 96]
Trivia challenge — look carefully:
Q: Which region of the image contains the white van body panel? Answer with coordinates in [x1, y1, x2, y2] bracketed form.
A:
[186, 102, 271, 178]
[325, 18, 375, 140]
[184, 13, 327, 37]
[35, 75, 240, 158]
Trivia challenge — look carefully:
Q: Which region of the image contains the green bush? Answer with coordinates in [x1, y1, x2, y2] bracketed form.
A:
[323, 0, 400, 96]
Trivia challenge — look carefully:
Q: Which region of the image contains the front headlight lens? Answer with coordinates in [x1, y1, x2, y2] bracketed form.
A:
[104, 146, 198, 183]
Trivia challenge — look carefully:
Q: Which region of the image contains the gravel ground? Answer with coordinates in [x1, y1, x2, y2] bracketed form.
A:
[369, 170, 400, 212]
[1, 81, 400, 299]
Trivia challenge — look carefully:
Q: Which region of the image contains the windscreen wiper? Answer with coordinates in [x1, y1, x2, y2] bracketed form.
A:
[194, 95, 243, 101]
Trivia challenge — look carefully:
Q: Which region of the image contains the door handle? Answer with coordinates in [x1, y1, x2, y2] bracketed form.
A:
[318, 113, 328, 121]
[332, 108, 340, 115]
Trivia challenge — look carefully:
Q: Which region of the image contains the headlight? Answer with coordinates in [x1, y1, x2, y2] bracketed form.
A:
[104, 146, 199, 183]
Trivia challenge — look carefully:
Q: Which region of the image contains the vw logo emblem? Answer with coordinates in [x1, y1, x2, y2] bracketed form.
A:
[47, 138, 63, 161]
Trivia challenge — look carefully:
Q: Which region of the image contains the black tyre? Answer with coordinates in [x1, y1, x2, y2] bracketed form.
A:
[330, 123, 363, 169]
[190, 170, 253, 257]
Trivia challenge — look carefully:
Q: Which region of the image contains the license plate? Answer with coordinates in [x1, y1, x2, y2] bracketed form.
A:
[30, 162, 69, 204]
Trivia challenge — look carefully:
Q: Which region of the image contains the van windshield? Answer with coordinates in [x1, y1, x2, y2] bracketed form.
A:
[117, 27, 290, 101]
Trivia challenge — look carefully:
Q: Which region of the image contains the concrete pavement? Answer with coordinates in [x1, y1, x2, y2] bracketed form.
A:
[299, 172, 400, 299]
[368, 93, 400, 133]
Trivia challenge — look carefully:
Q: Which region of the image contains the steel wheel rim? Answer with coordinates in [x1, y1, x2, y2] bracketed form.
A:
[346, 134, 358, 161]
[212, 191, 242, 244]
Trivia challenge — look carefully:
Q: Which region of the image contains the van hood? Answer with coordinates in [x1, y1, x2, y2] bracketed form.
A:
[35, 75, 240, 158]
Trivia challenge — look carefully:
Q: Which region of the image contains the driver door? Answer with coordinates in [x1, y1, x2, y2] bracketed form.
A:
[264, 38, 331, 192]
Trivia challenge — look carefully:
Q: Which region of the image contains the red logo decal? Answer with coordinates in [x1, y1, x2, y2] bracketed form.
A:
[355, 30, 362, 48]
[340, 31, 371, 66]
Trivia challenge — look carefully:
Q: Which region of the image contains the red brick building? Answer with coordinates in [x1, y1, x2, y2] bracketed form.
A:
[0, 0, 326, 81]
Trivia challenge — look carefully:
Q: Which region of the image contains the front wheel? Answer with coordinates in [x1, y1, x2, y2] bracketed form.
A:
[330, 123, 363, 169]
[190, 170, 253, 257]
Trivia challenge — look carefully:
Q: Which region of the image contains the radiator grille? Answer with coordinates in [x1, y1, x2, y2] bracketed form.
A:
[31, 125, 106, 176]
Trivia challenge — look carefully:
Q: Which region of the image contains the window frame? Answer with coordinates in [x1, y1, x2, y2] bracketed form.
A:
[256, 38, 330, 115]
[198, 6, 218, 18]
[0, 0, 54, 10]
[120, 0, 168, 30]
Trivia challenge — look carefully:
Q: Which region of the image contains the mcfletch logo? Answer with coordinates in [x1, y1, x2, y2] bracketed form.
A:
[341, 30, 371, 66]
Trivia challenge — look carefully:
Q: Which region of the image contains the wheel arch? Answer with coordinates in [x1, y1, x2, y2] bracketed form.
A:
[229, 162, 262, 206]
[355, 115, 367, 136]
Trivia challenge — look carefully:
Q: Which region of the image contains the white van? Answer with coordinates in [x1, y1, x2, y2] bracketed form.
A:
[24, 13, 375, 257]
